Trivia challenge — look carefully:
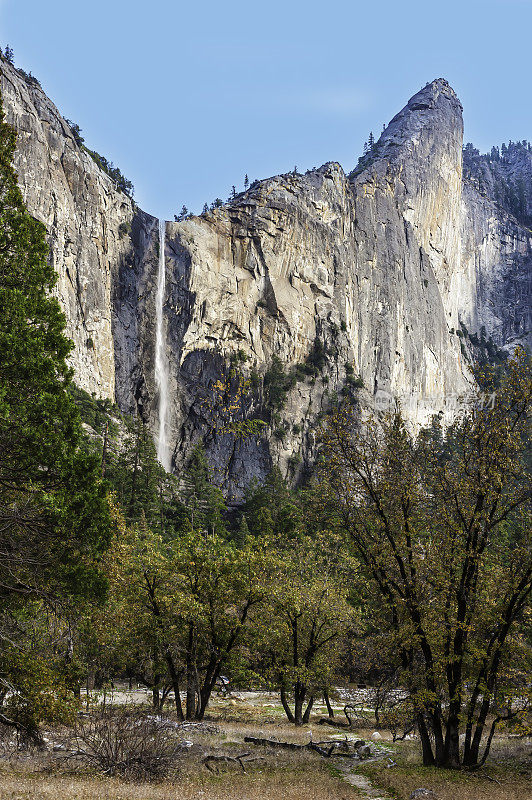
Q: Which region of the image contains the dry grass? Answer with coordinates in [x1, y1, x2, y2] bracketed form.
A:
[0, 764, 360, 800]
[359, 737, 532, 800]
[1, 692, 530, 800]
[360, 764, 531, 800]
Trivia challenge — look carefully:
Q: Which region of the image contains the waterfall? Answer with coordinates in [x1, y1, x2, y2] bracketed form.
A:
[155, 218, 171, 471]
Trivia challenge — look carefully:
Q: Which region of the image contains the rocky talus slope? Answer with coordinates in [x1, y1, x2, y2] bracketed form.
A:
[1, 59, 530, 495]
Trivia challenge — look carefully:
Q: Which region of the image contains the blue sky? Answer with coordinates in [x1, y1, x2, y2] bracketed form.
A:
[2, 0, 531, 219]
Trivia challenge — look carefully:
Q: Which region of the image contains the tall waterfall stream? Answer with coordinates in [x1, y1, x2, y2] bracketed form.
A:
[155, 219, 171, 471]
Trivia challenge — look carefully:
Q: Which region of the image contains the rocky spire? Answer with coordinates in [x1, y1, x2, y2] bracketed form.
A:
[352, 78, 463, 176]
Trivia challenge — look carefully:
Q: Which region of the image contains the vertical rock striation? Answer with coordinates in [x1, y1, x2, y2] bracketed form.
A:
[0, 58, 138, 398]
[1, 58, 530, 494]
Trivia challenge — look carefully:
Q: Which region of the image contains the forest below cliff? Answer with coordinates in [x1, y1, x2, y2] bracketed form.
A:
[1, 33, 532, 800]
[1, 67, 532, 796]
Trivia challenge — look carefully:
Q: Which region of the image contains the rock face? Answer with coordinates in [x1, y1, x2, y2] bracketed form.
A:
[2, 60, 530, 495]
[461, 144, 532, 349]
[0, 58, 145, 398]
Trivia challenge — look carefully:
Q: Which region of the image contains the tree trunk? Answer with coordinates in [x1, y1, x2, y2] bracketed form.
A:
[196, 661, 221, 720]
[163, 651, 184, 720]
[417, 713, 435, 766]
[431, 711, 446, 767]
[280, 686, 295, 723]
[152, 685, 160, 711]
[444, 712, 461, 768]
[186, 625, 196, 720]
[294, 682, 307, 726]
[323, 690, 334, 718]
[302, 694, 314, 724]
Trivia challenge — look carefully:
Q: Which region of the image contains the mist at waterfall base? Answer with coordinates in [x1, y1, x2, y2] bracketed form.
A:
[154, 219, 171, 471]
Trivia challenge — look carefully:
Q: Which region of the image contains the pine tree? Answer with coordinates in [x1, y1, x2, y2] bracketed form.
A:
[65, 119, 84, 147]
[244, 174, 249, 189]
[0, 96, 112, 603]
[0, 94, 112, 739]
[179, 445, 227, 537]
[3, 45, 14, 64]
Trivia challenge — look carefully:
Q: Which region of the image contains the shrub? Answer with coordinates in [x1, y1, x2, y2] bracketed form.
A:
[306, 337, 328, 372]
[346, 374, 364, 389]
[84, 148, 134, 198]
[66, 708, 186, 780]
[118, 221, 131, 238]
[264, 356, 296, 411]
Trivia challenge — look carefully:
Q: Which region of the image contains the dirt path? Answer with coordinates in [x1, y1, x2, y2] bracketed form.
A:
[336, 764, 392, 799]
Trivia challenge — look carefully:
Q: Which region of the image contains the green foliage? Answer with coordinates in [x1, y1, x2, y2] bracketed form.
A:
[264, 340, 329, 413]
[177, 444, 228, 537]
[305, 336, 328, 374]
[320, 351, 532, 767]
[263, 355, 297, 411]
[0, 95, 112, 736]
[118, 220, 131, 238]
[104, 503, 270, 719]
[65, 118, 84, 147]
[0, 97, 112, 602]
[346, 373, 364, 389]
[84, 147, 134, 198]
[242, 467, 302, 539]
[251, 530, 358, 724]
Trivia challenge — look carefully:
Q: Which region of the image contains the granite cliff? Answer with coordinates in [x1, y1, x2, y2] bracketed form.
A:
[1, 57, 530, 496]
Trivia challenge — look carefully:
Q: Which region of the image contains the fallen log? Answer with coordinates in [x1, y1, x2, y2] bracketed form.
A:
[243, 735, 364, 760]
[243, 736, 305, 750]
[202, 752, 265, 773]
[317, 716, 351, 729]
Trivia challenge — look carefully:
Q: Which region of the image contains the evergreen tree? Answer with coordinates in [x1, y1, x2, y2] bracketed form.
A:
[65, 119, 84, 147]
[178, 445, 227, 537]
[244, 174, 249, 189]
[3, 45, 14, 64]
[0, 97, 112, 601]
[0, 96, 112, 739]
[243, 467, 301, 538]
